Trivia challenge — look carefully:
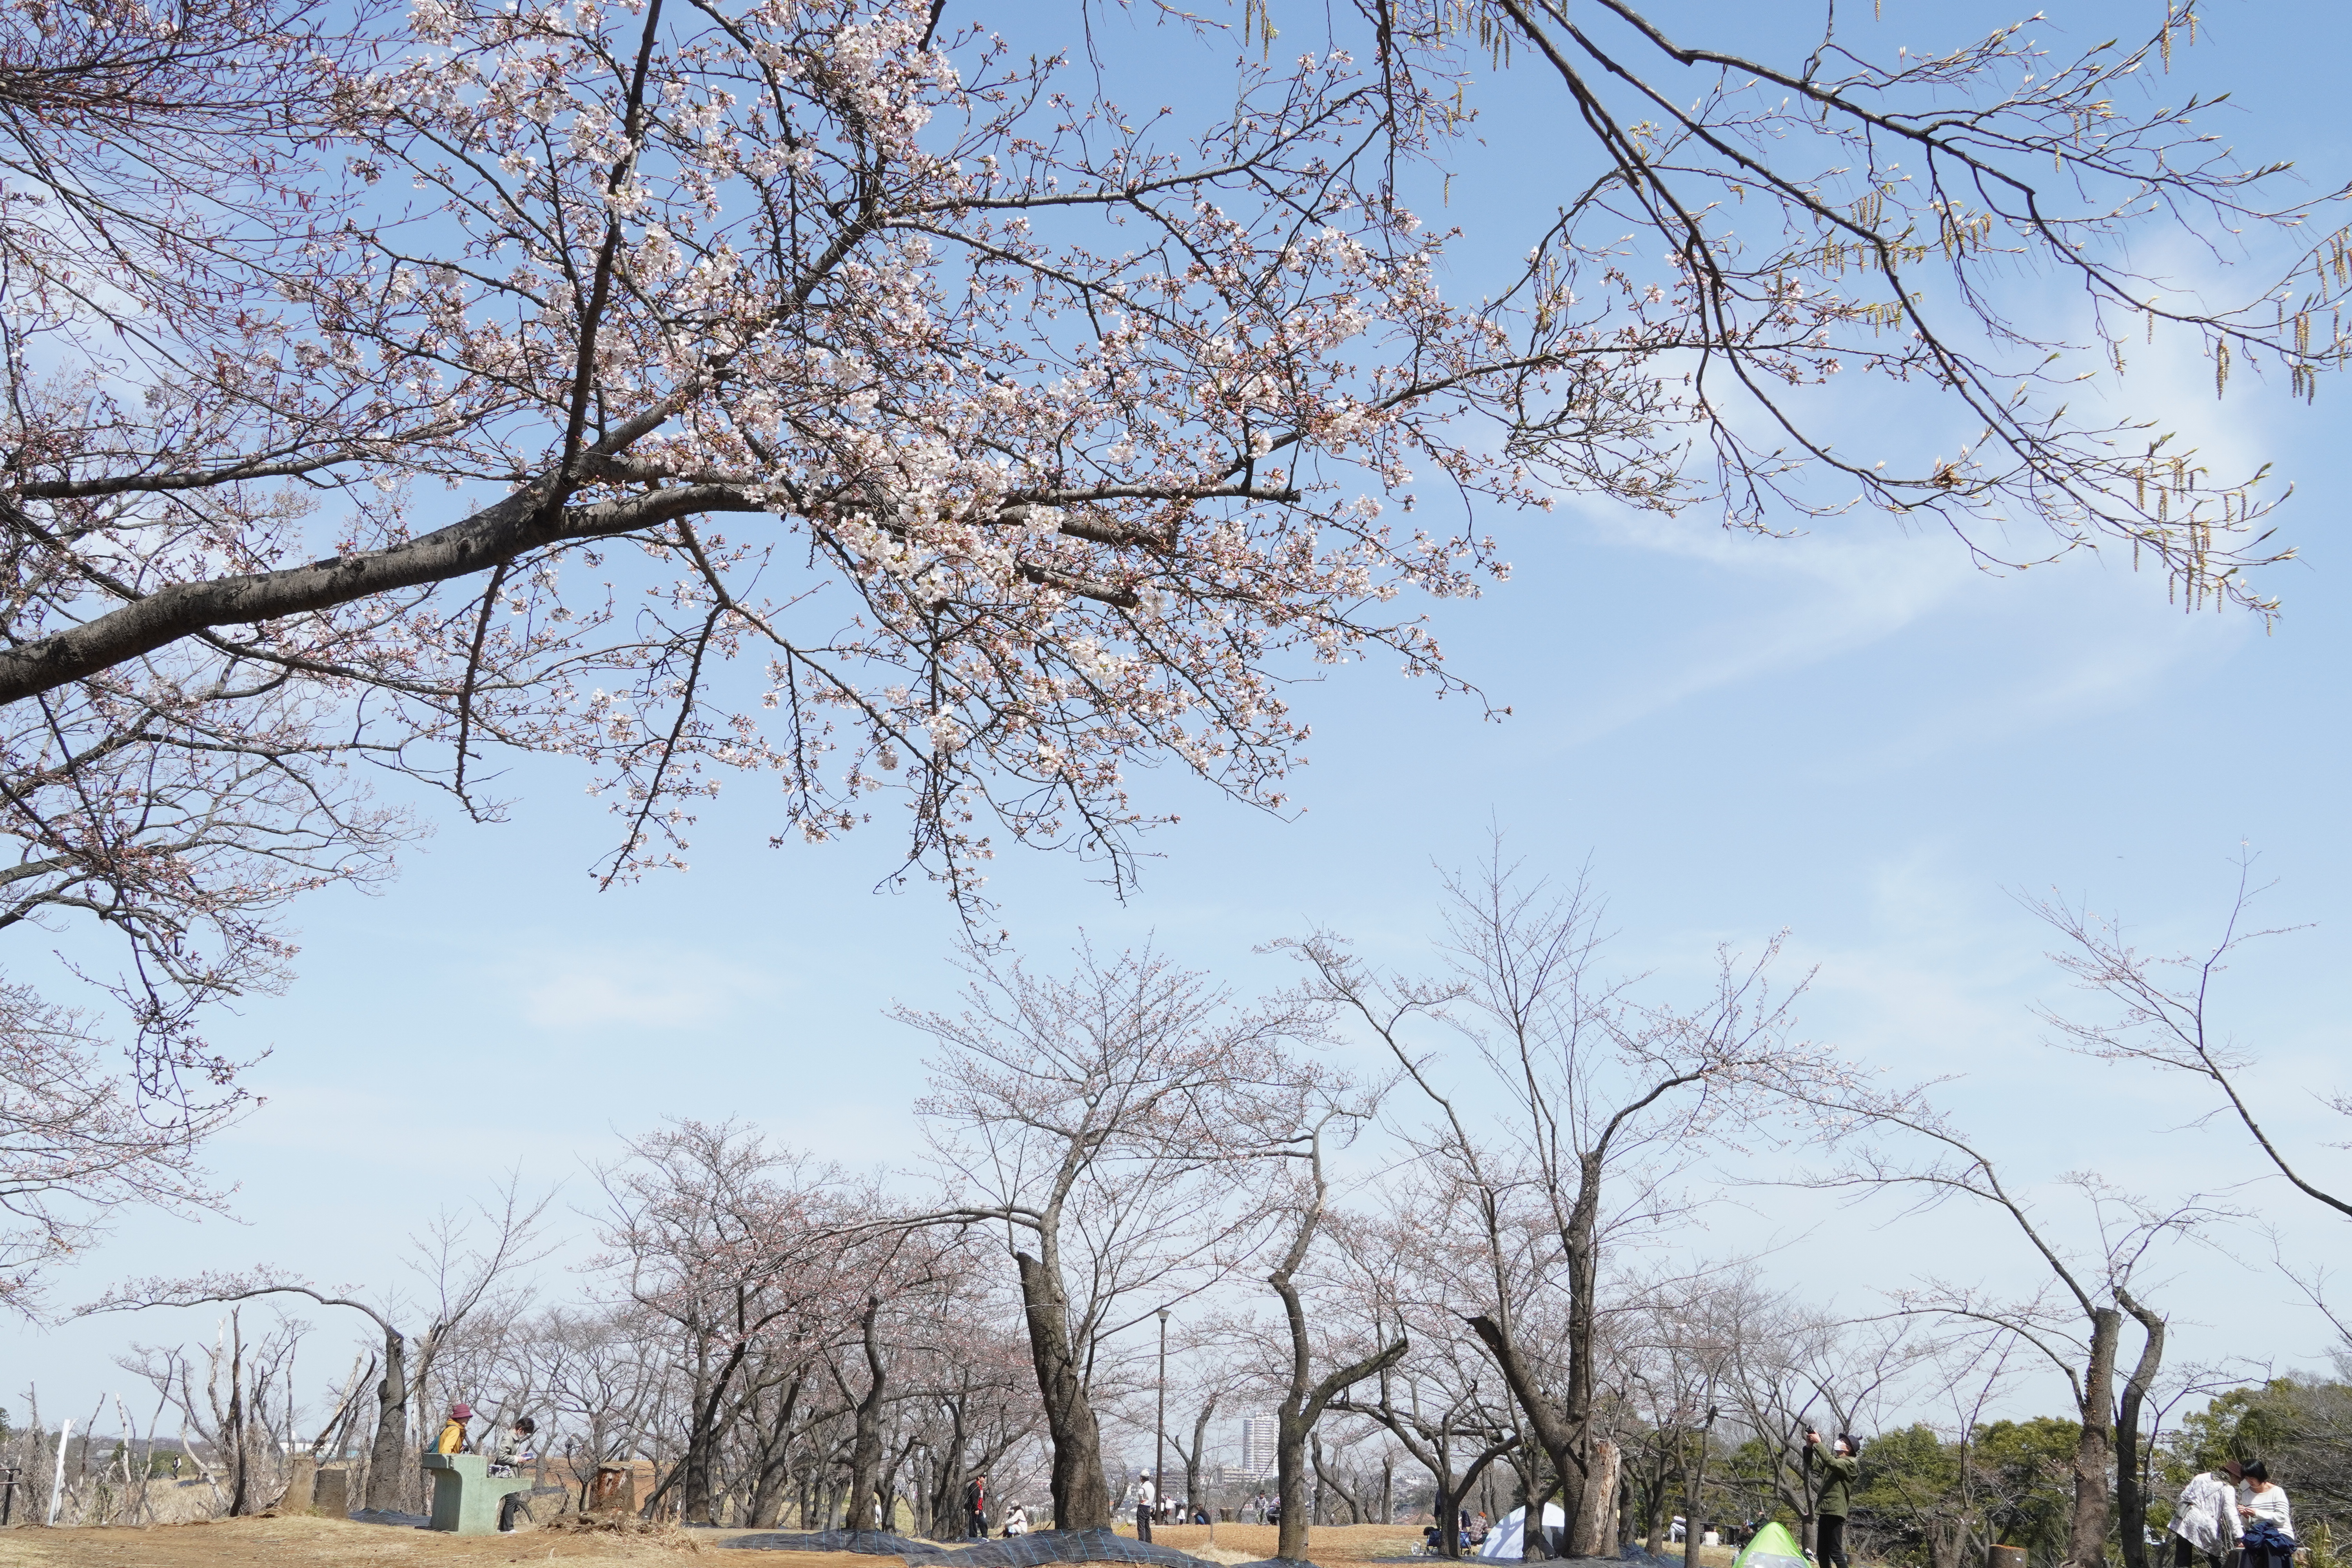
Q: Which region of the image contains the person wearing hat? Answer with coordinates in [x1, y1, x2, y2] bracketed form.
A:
[2171, 1458, 2245, 1568]
[1804, 1430, 1862, 1568]
[436, 1402, 475, 1456]
[1134, 1470, 1155, 1543]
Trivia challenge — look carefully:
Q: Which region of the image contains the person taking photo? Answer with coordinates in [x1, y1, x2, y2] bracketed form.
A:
[1805, 1430, 1860, 1568]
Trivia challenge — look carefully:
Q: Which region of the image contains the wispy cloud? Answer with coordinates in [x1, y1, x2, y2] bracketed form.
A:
[501, 944, 786, 1032]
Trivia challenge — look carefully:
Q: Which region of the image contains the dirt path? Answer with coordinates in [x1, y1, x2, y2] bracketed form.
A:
[0, 1517, 1588, 1568]
[0, 1514, 779, 1568]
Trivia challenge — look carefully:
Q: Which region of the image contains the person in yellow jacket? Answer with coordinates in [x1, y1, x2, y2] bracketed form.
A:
[436, 1402, 475, 1455]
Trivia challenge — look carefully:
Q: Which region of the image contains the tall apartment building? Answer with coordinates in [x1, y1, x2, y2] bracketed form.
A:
[1239, 1415, 1278, 1479]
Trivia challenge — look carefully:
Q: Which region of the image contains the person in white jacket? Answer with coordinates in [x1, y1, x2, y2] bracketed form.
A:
[2171, 1459, 2244, 1568]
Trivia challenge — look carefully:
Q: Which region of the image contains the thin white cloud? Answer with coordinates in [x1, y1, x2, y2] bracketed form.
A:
[505, 944, 785, 1031]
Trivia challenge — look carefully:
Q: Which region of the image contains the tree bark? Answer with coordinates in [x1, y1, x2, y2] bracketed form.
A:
[1013, 1249, 1111, 1530]
[1465, 1313, 1582, 1557]
[1557, 1152, 1604, 1555]
[1466, 1147, 1606, 1558]
[1273, 1334, 1407, 1559]
[225, 1312, 252, 1517]
[2115, 1290, 2167, 1568]
[1680, 1431, 1707, 1568]
[677, 1338, 755, 1524]
[363, 1323, 411, 1513]
[746, 1377, 808, 1528]
[846, 1300, 891, 1532]
[2068, 1307, 2122, 1568]
[929, 1390, 967, 1540]
[1187, 1395, 1218, 1529]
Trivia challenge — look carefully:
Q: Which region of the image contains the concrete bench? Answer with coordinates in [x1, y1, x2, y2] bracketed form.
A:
[420, 1452, 533, 1535]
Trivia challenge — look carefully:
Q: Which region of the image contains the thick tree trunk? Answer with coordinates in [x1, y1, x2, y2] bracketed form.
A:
[677, 1358, 725, 1523]
[2068, 1307, 2122, 1568]
[1186, 1397, 1217, 1528]
[1465, 1314, 1579, 1557]
[929, 1392, 967, 1540]
[363, 1323, 411, 1512]
[1273, 1341, 1408, 1559]
[1468, 1151, 1604, 1559]
[225, 1312, 253, 1517]
[846, 1300, 891, 1532]
[2115, 1291, 2167, 1568]
[1680, 1434, 1706, 1568]
[1642, 1443, 1673, 1555]
[1012, 1250, 1112, 1530]
[1583, 1442, 1620, 1550]
[1558, 1154, 1604, 1555]
[746, 1379, 806, 1527]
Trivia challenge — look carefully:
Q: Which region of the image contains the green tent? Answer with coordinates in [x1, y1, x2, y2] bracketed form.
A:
[1731, 1521, 1810, 1568]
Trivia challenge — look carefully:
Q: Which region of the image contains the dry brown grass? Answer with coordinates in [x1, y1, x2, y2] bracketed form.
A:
[0, 1513, 773, 1568]
[1115, 1524, 1423, 1563]
[0, 1515, 1765, 1568]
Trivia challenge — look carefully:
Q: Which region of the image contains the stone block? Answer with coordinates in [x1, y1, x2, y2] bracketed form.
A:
[281, 1456, 318, 1515]
[421, 1452, 531, 1535]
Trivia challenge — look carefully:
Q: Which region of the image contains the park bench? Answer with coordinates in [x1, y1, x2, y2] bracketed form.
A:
[420, 1452, 533, 1535]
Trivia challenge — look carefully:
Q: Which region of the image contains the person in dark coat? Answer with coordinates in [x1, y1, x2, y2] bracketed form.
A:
[1806, 1430, 1861, 1568]
[966, 1474, 988, 1539]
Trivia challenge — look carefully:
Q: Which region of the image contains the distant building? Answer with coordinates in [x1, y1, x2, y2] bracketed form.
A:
[1240, 1415, 1278, 1478]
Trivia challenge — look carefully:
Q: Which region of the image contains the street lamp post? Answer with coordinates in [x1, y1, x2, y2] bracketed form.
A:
[1156, 1308, 1171, 1529]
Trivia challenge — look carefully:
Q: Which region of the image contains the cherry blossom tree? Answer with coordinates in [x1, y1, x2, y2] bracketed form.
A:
[1283, 847, 1859, 1554]
[4, 0, 2338, 1183]
[2027, 867, 2352, 1290]
[906, 940, 1320, 1529]
[1255, 1105, 1407, 1561]
[592, 1118, 874, 1525]
[0, 982, 234, 1312]
[1810, 1106, 2221, 1568]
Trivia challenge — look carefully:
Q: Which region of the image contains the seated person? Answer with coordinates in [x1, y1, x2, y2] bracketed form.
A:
[490, 1415, 536, 1477]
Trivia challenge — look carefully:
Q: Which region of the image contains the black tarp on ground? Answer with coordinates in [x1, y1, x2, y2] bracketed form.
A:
[722, 1528, 1632, 1568]
[350, 1507, 433, 1528]
[724, 1528, 1228, 1566]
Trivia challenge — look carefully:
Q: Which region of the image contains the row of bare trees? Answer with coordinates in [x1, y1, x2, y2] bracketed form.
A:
[50, 848, 2349, 1559]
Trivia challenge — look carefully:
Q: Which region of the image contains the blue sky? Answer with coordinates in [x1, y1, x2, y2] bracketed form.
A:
[9, 0, 2352, 1450]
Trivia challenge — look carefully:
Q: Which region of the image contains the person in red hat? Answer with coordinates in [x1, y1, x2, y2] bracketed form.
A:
[436, 1402, 475, 1455]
